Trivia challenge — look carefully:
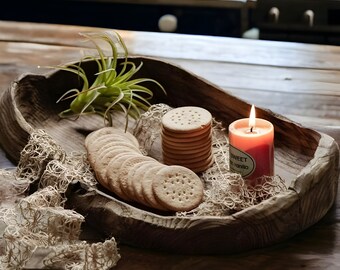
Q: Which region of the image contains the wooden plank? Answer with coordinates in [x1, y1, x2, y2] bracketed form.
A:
[0, 21, 339, 140]
[171, 59, 340, 128]
[1, 21, 340, 70]
[0, 23, 338, 145]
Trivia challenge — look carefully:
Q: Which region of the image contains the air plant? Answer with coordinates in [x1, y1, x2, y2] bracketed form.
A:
[55, 31, 166, 130]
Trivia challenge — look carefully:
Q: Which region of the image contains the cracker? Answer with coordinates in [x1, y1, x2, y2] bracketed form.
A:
[141, 164, 168, 211]
[163, 154, 214, 173]
[163, 146, 212, 161]
[94, 140, 141, 163]
[161, 141, 211, 155]
[162, 136, 211, 149]
[88, 144, 139, 169]
[85, 127, 139, 148]
[86, 134, 141, 166]
[119, 155, 154, 200]
[162, 132, 212, 144]
[152, 165, 204, 211]
[187, 157, 215, 173]
[95, 145, 138, 163]
[106, 153, 141, 201]
[126, 161, 157, 205]
[94, 148, 139, 189]
[161, 126, 211, 140]
[162, 106, 212, 133]
[95, 134, 138, 149]
[163, 153, 213, 166]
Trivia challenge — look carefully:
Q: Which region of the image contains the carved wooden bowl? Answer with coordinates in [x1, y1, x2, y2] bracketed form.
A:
[0, 57, 338, 254]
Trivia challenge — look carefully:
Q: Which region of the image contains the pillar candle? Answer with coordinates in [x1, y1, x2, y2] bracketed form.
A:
[228, 105, 274, 182]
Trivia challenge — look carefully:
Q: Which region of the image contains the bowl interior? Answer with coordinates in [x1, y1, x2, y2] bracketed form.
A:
[14, 57, 320, 188]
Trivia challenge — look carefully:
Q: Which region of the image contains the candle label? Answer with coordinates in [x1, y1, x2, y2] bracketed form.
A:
[229, 145, 256, 178]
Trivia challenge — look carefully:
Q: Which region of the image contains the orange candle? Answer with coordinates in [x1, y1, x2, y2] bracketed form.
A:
[228, 105, 274, 182]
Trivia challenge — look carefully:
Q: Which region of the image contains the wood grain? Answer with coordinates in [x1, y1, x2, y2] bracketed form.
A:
[0, 57, 337, 254]
[0, 20, 339, 133]
[0, 20, 338, 268]
[2, 20, 340, 70]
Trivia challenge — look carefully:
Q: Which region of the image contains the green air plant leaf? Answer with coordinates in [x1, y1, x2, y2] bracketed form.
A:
[55, 31, 166, 130]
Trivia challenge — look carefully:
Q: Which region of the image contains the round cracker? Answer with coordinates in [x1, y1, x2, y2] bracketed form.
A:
[126, 160, 158, 205]
[162, 141, 211, 155]
[162, 106, 212, 133]
[162, 136, 211, 149]
[95, 145, 139, 163]
[161, 126, 211, 140]
[87, 144, 139, 169]
[162, 132, 211, 144]
[94, 148, 140, 188]
[163, 146, 212, 161]
[86, 135, 141, 166]
[106, 153, 142, 201]
[187, 157, 215, 173]
[119, 155, 154, 200]
[93, 140, 141, 166]
[92, 133, 140, 152]
[152, 165, 204, 211]
[163, 153, 213, 166]
[141, 164, 168, 211]
[85, 127, 139, 148]
[163, 154, 214, 173]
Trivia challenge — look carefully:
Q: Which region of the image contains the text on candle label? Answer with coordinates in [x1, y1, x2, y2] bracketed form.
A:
[229, 145, 256, 178]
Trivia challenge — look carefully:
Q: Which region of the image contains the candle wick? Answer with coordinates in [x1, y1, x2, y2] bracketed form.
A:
[250, 126, 253, 133]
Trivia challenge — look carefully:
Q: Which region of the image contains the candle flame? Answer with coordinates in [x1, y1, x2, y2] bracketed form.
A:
[249, 104, 256, 130]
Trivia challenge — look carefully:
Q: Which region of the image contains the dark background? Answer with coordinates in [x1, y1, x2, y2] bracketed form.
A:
[1, 0, 340, 45]
[0, 0, 247, 38]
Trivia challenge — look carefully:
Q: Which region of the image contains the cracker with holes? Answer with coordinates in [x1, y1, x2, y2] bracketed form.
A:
[161, 106, 212, 133]
[152, 165, 204, 211]
[161, 106, 213, 173]
[85, 126, 205, 212]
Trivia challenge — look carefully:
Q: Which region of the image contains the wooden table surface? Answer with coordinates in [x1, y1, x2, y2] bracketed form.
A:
[0, 20, 339, 269]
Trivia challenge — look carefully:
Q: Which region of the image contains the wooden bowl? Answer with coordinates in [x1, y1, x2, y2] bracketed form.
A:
[0, 57, 338, 254]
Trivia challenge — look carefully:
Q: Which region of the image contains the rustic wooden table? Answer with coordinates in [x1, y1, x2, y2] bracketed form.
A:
[0, 20, 339, 269]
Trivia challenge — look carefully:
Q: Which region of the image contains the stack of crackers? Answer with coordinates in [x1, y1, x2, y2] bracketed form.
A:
[85, 127, 204, 212]
[161, 106, 213, 173]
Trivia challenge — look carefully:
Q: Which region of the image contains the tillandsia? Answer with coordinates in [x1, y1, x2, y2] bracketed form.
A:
[55, 31, 166, 130]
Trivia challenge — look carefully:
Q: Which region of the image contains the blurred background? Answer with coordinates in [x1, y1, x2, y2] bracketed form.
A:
[1, 0, 340, 45]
